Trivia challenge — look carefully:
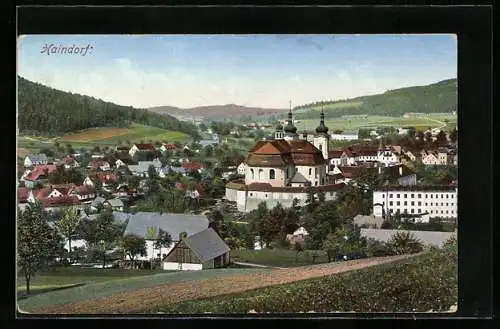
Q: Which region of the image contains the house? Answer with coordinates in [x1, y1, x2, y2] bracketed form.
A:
[129, 143, 156, 157]
[128, 161, 155, 178]
[24, 153, 48, 167]
[58, 156, 80, 169]
[163, 228, 230, 271]
[286, 226, 309, 246]
[122, 212, 210, 262]
[360, 228, 456, 248]
[83, 176, 96, 188]
[421, 149, 449, 166]
[329, 133, 358, 141]
[68, 185, 97, 203]
[22, 164, 57, 188]
[182, 162, 203, 173]
[88, 160, 111, 171]
[353, 214, 385, 229]
[328, 150, 344, 169]
[237, 162, 247, 175]
[27, 189, 82, 213]
[104, 198, 124, 212]
[160, 143, 177, 153]
[158, 166, 187, 178]
[90, 196, 106, 212]
[84, 173, 118, 191]
[379, 164, 417, 186]
[402, 149, 417, 162]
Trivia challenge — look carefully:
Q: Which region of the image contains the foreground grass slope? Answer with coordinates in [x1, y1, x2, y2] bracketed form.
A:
[18, 268, 267, 313]
[153, 249, 457, 313]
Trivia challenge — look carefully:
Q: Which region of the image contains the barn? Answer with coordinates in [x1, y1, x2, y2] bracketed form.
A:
[163, 228, 230, 271]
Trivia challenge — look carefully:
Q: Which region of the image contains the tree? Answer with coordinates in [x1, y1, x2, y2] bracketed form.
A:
[153, 229, 173, 258]
[121, 234, 147, 261]
[449, 128, 458, 144]
[17, 202, 60, 294]
[386, 231, 423, 255]
[434, 130, 448, 147]
[322, 225, 366, 262]
[55, 206, 81, 260]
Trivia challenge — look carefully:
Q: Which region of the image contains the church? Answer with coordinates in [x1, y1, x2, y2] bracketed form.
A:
[225, 108, 346, 212]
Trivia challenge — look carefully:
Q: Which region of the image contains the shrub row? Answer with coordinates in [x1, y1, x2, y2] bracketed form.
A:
[152, 249, 457, 313]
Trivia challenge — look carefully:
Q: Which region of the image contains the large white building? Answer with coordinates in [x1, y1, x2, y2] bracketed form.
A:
[225, 109, 345, 212]
[373, 186, 458, 223]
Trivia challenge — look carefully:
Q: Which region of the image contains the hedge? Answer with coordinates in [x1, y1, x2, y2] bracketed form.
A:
[152, 249, 457, 313]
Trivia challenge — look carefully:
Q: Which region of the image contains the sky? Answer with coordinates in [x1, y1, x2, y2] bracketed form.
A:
[17, 34, 457, 109]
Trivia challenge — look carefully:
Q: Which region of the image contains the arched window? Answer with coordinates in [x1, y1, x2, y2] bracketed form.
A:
[258, 169, 263, 180]
[250, 168, 254, 179]
[269, 169, 275, 179]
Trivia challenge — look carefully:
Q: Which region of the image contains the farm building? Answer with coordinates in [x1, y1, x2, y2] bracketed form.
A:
[163, 228, 230, 271]
[122, 212, 210, 262]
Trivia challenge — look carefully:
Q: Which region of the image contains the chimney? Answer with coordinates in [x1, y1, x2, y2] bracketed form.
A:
[399, 166, 403, 176]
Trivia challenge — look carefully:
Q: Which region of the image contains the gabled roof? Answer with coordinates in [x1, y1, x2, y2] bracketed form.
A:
[328, 150, 344, 158]
[41, 195, 80, 207]
[133, 143, 156, 151]
[182, 228, 230, 262]
[70, 185, 96, 195]
[245, 139, 325, 167]
[123, 212, 209, 240]
[182, 162, 203, 171]
[25, 165, 57, 181]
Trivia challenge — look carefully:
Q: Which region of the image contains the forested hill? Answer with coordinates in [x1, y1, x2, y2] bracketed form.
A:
[294, 78, 457, 118]
[17, 77, 200, 138]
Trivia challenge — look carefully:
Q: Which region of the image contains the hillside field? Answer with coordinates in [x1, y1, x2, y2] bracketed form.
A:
[300, 113, 457, 132]
[17, 124, 190, 150]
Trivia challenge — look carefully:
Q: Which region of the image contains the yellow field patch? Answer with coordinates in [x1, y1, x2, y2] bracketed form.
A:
[62, 128, 131, 142]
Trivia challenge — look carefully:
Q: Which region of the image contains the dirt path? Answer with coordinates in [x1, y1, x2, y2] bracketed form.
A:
[35, 253, 421, 314]
[232, 261, 287, 269]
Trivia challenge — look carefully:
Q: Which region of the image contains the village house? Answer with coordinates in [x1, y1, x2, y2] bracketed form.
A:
[286, 226, 309, 246]
[88, 160, 111, 171]
[103, 198, 125, 212]
[68, 185, 97, 204]
[163, 228, 230, 271]
[22, 164, 57, 188]
[421, 149, 450, 166]
[237, 162, 247, 175]
[129, 143, 157, 157]
[57, 156, 80, 169]
[328, 150, 344, 169]
[27, 187, 83, 213]
[90, 196, 106, 213]
[128, 161, 157, 178]
[160, 143, 177, 153]
[24, 153, 48, 167]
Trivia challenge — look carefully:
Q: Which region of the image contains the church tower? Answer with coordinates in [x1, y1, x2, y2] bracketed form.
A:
[274, 121, 284, 140]
[283, 101, 298, 141]
[313, 107, 330, 161]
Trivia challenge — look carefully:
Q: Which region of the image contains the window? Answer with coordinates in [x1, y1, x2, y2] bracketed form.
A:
[404, 194, 407, 198]
[396, 201, 400, 206]
[411, 194, 414, 198]
[431, 194, 433, 199]
[250, 169, 254, 179]
[265, 194, 268, 198]
[258, 169, 263, 180]
[441, 202, 443, 206]
[250, 193, 253, 196]
[425, 203, 428, 206]
[431, 202, 433, 206]
[315, 168, 318, 178]
[389, 194, 393, 198]
[411, 201, 414, 206]
[309, 168, 312, 176]
[446, 194, 449, 199]
[418, 194, 422, 198]
[315, 182, 318, 186]
[269, 169, 275, 179]
[389, 201, 393, 206]
[441, 210, 444, 214]
[452, 195, 454, 198]
[411, 209, 414, 213]
[397, 194, 400, 198]
[418, 201, 421, 206]
[418, 209, 421, 213]
[404, 201, 407, 206]
[446, 210, 448, 214]
[431, 210, 433, 214]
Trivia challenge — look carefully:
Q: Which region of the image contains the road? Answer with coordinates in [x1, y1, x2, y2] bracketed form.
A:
[232, 261, 287, 270]
[424, 117, 447, 129]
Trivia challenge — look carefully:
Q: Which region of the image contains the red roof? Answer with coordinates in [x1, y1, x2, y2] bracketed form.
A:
[25, 165, 57, 181]
[175, 182, 184, 190]
[133, 143, 156, 151]
[162, 143, 177, 150]
[90, 160, 110, 169]
[41, 195, 80, 208]
[328, 150, 344, 158]
[246, 140, 326, 167]
[70, 185, 96, 195]
[59, 156, 77, 165]
[32, 187, 53, 199]
[94, 172, 117, 183]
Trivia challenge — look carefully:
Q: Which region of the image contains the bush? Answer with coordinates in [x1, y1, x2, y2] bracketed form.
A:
[381, 221, 393, 229]
[154, 249, 457, 313]
[386, 232, 423, 255]
[364, 238, 392, 257]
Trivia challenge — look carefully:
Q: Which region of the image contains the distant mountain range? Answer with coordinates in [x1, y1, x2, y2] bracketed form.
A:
[149, 78, 457, 121]
[147, 104, 289, 121]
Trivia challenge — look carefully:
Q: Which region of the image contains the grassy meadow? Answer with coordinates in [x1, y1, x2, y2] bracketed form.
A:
[231, 248, 329, 267]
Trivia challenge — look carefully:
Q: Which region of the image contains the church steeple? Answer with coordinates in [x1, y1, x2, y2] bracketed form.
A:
[315, 107, 329, 135]
[284, 101, 298, 135]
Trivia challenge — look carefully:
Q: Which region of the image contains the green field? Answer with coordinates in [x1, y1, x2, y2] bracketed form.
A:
[153, 250, 457, 313]
[300, 114, 457, 132]
[18, 267, 267, 313]
[17, 124, 191, 150]
[231, 248, 329, 267]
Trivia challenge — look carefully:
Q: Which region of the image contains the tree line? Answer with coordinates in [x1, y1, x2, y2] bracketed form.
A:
[18, 76, 200, 139]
